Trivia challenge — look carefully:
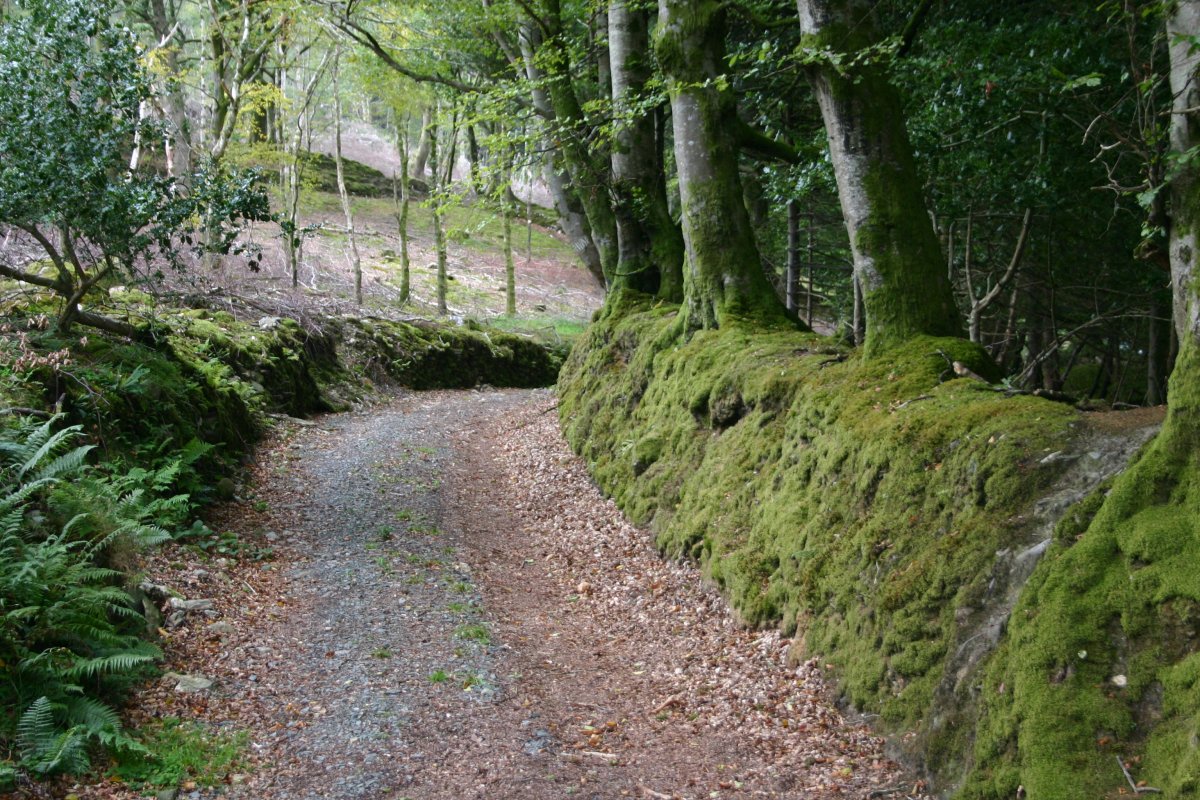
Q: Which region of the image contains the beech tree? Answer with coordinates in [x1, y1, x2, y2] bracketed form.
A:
[608, 0, 683, 300]
[797, 0, 960, 355]
[655, 0, 790, 328]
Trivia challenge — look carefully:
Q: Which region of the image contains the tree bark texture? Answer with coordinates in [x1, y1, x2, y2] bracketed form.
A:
[394, 124, 412, 305]
[429, 115, 449, 315]
[525, 5, 619, 283]
[655, 0, 788, 329]
[413, 107, 433, 179]
[798, 0, 961, 356]
[517, 20, 606, 288]
[608, 0, 683, 300]
[1167, 0, 1200, 425]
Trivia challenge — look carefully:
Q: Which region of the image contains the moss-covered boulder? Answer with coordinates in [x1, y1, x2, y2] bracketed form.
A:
[557, 302, 1162, 795]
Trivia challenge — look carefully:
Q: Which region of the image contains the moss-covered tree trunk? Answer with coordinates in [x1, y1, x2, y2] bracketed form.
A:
[394, 122, 412, 305]
[797, 0, 960, 356]
[608, 0, 683, 301]
[655, 0, 788, 329]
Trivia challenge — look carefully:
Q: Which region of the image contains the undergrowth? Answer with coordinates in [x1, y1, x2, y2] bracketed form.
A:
[108, 716, 248, 789]
[0, 417, 168, 785]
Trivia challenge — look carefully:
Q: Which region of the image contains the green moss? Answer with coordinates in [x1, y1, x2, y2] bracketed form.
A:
[961, 341, 1200, 798]
[3, 296, 562, 502]
[558, 301, 1088, 790]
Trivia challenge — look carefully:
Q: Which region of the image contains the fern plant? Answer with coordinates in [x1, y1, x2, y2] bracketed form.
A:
[0, 416, 158, 781]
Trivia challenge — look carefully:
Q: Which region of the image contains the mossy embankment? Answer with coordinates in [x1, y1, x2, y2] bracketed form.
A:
[2, 297, 563, 489]
[558, 302, 1175, 796]
[961, 356, 1200, 798]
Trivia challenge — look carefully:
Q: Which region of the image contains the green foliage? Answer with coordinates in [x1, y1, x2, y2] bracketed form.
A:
[0, 0, 270, 328]
[109, 717, 248, 788]
[0, 417, 159, 781]
[454, 623, 491, 644]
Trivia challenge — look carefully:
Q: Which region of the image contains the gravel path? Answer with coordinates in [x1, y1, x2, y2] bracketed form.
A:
[64, 388, 926, 800]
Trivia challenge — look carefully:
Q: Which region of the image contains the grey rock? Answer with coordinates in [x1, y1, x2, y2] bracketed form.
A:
[207, 621, 236, 637]
[163, 672, 213, 693]
[167, 597, 214, 613]
[524, 729, 554, 755]
[139, 580, 175, 601]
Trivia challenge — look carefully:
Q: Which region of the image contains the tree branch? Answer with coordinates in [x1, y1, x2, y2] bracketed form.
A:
[337, 19, 482, 95]
[0, 262, 63, 292]
[897, 0, 936, 59]
[734, 117, 800, 164]
[13, 224, 72, 290]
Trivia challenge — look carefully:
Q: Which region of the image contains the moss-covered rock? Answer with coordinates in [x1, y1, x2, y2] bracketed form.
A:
[557, 301, 1162, 795]
[332, 316, 562, 390]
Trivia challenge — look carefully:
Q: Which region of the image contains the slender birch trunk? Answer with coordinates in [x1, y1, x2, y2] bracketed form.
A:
[428, 111, 449, 315]
[393, 118, 412, 305]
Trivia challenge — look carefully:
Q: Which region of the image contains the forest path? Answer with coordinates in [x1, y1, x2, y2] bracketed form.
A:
[117, 390, 926, 800]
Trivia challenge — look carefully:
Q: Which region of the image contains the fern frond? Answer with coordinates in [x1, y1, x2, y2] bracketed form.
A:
[0, 476, 55, 516]
[22, 725, 90, 776]
[61, 695, 120, 734]
[16, 696, 61, 759]
[16, 424, 83, 482]
[63, 647, 158, 680]
[31, 444, 93, 484]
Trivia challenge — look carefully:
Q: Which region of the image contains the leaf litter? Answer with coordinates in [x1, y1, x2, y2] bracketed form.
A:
[42, 389, 928, 800]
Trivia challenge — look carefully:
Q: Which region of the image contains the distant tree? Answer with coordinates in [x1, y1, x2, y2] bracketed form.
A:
[0, 0, 270, 335]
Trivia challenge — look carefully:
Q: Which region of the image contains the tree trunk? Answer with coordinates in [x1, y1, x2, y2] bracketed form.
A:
[466, 123, 486, 196]
[413, 107, 433, 179]
[786, 199, 800, 313]
[429, 114, 449, 315]
[148, 0, 191, 177]
[525, 7, 619, 283]
[544, 154, 606, 286]
[333, 55, 363, 306]
[798, 0, 960, 355]
[1147, 295, 1166, 405]
[607, 0, 683, 300]
[655, 0, 790, 329]
[515, 20, 606, 289]
[394, 123, 412, 305]
[504, 183, 517, 316]
[1166, 0, 1200, 423]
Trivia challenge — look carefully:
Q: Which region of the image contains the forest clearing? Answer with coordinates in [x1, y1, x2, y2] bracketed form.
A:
[5, 0, 1200, 798]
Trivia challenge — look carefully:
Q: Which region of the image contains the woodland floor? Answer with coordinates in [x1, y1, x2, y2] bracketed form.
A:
[41, 389, 930, 800]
